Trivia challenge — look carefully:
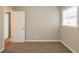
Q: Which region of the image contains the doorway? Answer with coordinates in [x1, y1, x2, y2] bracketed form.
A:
[4, 11, 26, 49]
[4, 12, 11, 40]
[4, 12, 11, 48]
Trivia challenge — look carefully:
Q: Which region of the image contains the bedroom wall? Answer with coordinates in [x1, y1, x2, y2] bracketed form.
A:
[61, 6, 79, 52]
[12, 6, 60, 42]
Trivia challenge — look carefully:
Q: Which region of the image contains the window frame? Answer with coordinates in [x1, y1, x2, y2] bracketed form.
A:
[62, 6, 78, 27]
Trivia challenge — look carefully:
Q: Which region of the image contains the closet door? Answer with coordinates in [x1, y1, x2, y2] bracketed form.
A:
[11, 11, 25, 42]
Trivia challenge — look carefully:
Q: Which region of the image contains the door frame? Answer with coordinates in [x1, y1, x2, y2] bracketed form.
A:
[4, 12, 11, 40]
[6, 12, 11, 38]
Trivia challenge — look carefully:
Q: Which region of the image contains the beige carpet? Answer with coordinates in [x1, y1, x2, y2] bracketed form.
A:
[2, 42, 72, 53]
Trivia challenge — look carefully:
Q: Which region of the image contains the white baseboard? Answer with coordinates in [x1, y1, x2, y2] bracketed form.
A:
[26, 40, 60, 42]
[0, 39, 5, 53]
[0, 48, 4, 53]
[11, 40, 25, 43]
[60, 41, 76, 53]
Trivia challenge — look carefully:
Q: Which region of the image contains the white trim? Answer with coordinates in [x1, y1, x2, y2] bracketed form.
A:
[11, 41, 25, 43]
[0, 38, 5, 52]
[60, 40, 76, 53]
[26, 40, 60, 42]
[11, 39, 25, 43]
[0, 48, 4, 53]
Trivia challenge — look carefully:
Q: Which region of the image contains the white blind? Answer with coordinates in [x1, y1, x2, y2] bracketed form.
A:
[62, 7, 78, 27]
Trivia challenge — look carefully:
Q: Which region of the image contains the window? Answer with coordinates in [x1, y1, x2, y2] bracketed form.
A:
[62, 6, 78, 27]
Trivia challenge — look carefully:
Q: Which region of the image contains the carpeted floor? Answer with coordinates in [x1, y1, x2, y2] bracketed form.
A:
[2, 42, 72, 53]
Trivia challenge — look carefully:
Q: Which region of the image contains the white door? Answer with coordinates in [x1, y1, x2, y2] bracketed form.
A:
[4, 13, 9, 39]
[12, 11, 25, 42]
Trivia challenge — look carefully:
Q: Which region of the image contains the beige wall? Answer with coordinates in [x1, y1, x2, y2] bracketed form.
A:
[13, 6, 60, 42]
[61, 6, 79, 52]
[0, 7, 4, 52]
